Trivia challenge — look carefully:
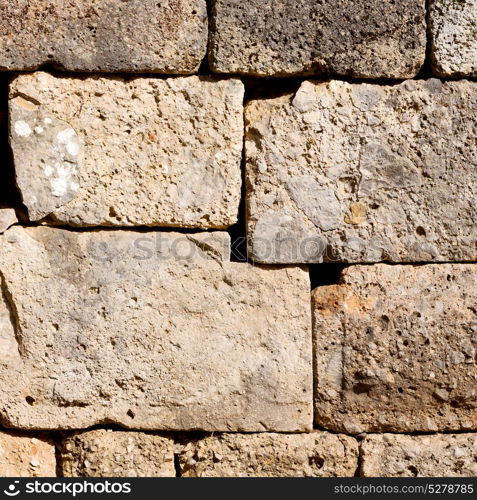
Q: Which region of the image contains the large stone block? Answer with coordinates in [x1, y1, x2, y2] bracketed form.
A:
[60, 430, 175, 477]
[0, 226, 312, 431]
[430, 0, 477, 77]
[179, 432, 358, 477]
[0, 1, 207, 73]
[361, 434, 477, 477]
[246, 80, 477, 263]
[0, 431, 56, 477]
[10, 72, 243, 228]
[209, 0, 426, 78]
[313, 264, 477, 433]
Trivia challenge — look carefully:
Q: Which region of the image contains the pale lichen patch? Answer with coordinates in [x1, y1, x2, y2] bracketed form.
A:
[14, 121, 32, 137]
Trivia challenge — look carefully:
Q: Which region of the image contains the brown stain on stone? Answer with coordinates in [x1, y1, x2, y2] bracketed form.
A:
[313, 284, 375, 318]
[344, 202, 367, 226]
[312, 285, 348, 318]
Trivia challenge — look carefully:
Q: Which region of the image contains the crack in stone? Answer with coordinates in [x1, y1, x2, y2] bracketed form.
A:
[0, 270, 25, 359]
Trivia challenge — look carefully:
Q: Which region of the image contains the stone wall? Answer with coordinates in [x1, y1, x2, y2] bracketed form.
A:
[0, 0, 475, 478]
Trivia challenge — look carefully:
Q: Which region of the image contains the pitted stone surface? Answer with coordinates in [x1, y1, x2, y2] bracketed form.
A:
[10, 108, 83, 221]
[60, 430, 175, 477]
[179, 432, 358, 477]
[313, 264, 477, 433]
[430, 0, 477, 77]
[0, 0, 207, 73]
[0, 431, 56, 477]
[361, 434, 477, 477]
[246, 80, 477, 263]
[209, 0, 426, 78]
[10, 73, 244, 228]
[0, 226, 312, 431]
[10, 72, 244, 227]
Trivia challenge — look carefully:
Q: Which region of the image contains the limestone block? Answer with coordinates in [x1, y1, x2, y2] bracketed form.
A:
[10, 72, 244, 228]
[430, 0, 477, 77]
[0, 432, 56, 477]
[210, 0, 426, 78]
[361, 434, 477, 477]
[0, 226, 312, 431]
[60, 430, 175, 477]
[313, 264, 477, 433]
[0, 0, 207, 73]
[246, 80, 477, 263]
[180, 432, 358, 477]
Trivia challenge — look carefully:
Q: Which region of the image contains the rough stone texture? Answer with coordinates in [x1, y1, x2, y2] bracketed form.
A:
[246, 80, 477, 264]
[0, 431, 56, 477]
[0, 209, 17, 234]
[0, 0, 207, 73]
[179, 432, 358, 477]
[313, 264, 477, 433]
[60, 430, 175, 477]
[0, 226, 311, 431]
[430, 0, 477, 77]
[361, 434, 477, 477]
[210, 0, 426, 78]
[10, 72, 244, 228]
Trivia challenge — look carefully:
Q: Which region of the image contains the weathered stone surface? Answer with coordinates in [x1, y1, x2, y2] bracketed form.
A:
[313, 264, 477, 433]
[430, 0, 477, 77]
[0, 209, 17, 234]
[60, 430, 175, 477]
[0, 431, 56, 477]
[246, 80, 477, 263]
[10, 72, 244, 228]
[361, 434, 477, 477]
[0, 1, 207, 73]
[179, 432, 358, 477]
[210, 0, 426, 78]
[0, 226, 311, 431]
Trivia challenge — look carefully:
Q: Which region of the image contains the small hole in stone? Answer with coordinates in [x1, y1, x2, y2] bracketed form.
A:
[25, 396, 35, 405]
[309, 455, 325, 469]
[127, 409, 135, 419]
[353, 382, 373, 395]
[398, 387, 404, 394]
[408, 465, 419, 477]
[416, 226, 426, 236]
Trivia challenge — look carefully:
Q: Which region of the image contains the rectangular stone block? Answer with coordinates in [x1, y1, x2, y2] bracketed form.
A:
[361, 434, 477, 477]
[0, 431, 56, 477]
[179, 432, 358, 477]
[430, 0, 477, 77]
[210, 0, 426, 78]
[313, 264, 477, 433]
[10, 72, 244, 228]
[60, 430, 175, 477]
[246, 80, 477, 264]
[0, 226, 312, 431]
[0, 1, 207, 73]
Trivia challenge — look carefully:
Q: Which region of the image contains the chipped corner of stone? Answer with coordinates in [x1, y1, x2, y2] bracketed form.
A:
[0, 209, 18, 235]
[9, 91, 83, 221]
